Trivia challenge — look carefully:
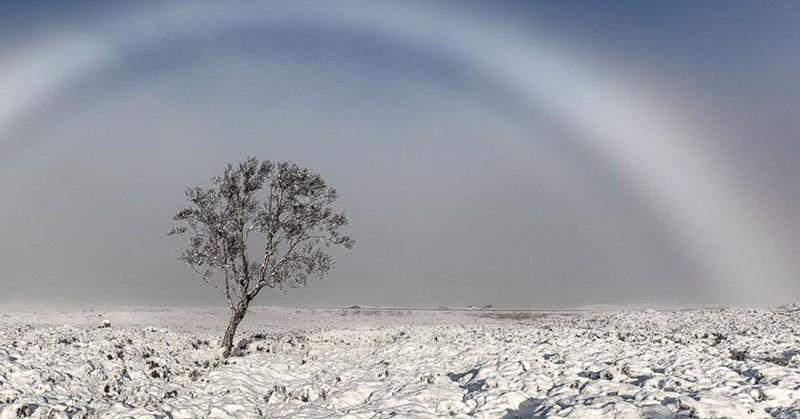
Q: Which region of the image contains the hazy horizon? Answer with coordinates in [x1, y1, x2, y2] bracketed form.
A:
[2, 1, 799, 308]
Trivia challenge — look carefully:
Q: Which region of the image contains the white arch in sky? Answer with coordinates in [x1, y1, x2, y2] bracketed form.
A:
[0, 2, 792, 302]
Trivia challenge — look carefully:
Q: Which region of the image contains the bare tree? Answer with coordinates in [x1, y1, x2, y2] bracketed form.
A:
[169, 157, 354, 357]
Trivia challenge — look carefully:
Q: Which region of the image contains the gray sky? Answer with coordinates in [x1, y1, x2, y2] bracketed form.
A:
[1, 1, 799, 307]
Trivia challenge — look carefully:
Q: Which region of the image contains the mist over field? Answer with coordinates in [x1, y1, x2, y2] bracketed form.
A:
[2, 1, 800, 308]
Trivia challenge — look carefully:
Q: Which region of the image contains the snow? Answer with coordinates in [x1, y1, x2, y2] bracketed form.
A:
[0, 305, 798, 418]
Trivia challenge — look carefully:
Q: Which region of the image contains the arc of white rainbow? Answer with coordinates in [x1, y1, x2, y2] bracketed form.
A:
[0, 2, 791, 301]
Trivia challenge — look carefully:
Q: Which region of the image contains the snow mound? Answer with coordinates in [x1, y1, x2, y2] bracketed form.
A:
[775, 302, 800, 314]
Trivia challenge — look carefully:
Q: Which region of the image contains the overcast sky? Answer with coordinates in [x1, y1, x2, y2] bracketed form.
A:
[1, 1, 799, 307]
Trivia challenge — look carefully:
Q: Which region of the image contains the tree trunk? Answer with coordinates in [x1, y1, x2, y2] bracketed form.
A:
[221, 303, 248, 358]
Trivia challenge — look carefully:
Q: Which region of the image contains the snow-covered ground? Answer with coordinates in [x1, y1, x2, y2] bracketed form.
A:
[1, 304, 799, 418]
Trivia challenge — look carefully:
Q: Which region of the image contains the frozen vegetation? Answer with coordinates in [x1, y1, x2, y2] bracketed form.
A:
[1, 304, 799, 418]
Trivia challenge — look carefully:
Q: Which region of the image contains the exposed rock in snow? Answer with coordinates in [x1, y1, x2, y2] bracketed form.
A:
[0, 305, 798, 418]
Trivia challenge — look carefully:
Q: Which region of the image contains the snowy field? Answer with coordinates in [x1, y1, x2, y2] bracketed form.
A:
[1, 304, 799, 418]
